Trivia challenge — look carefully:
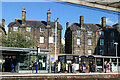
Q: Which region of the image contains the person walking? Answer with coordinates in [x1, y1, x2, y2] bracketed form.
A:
[107, 62, 110, 72]
[104, 61, 107, 73]
[89, 61, 93, 72]
[72, 62, 76, 73]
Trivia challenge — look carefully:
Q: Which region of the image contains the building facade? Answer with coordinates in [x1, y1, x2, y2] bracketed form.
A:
[8, 8, 62, 57]
[65, 16, 120, 56]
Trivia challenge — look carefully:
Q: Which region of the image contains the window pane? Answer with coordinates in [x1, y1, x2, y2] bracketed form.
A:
[100, 39, 104, 45]
[26, 27, 31, 32]
[88, 31, 92, 35]
[99, 31, 104, 36]
[77, 30, 80, 35]
[77, 38, 80, 45]
[53, 28, 55, 33]
[40, 36, 44, 43]
[49, 37, 53, 43]
[40, 27, 44, 32]
[88, 39, 92, 45]
[111, 32, 114, 37]
[111, 40, 114, 46]
[88, 50, 92, 55]
[13, 26, 18, 31]
[100, 50, 104, 55]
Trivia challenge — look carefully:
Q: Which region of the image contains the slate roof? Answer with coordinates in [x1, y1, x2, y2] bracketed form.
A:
[69, 23, 115, 31]
[8, 20, 62, 30]
[0, 24, 7, 35]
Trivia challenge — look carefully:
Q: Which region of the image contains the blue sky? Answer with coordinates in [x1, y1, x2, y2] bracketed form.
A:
[2, 2, 119, 38]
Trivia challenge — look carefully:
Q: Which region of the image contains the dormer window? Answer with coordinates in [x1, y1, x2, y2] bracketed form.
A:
[13, 26, 18, 31]
[40, 27, 44, 32]
[26, 27, 31, 32]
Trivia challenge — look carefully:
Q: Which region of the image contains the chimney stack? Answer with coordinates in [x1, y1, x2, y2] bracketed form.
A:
[101, 17, 106, 27]
[2, 18, 5, 28]
[22, 8, 26, 24]
[66, 21, 69, 29]
[80, 16, 84, 27]
[113, 23, 119, 30]
[47, 9, 51, 22]
[15, 18, 17, 21]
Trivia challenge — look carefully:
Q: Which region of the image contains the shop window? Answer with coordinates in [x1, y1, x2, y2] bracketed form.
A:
[111, 40, 114, 47]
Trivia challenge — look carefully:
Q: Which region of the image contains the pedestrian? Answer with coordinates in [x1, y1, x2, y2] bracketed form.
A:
[104, 61, 107, 73]
[11, 63, 14, 73]
[58, 61, 61, 73]
[107, 62, 110, 72]
[72, 62, 76, 73]
[89, 61, 93, 72]
[109, 61, 112, 72]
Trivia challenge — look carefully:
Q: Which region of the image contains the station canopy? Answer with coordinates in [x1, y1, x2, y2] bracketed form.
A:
[58, 0, 120, 12]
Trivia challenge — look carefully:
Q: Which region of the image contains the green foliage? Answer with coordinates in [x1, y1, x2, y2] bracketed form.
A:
[1, 31, 36, 48]
[61, 44, 65, 54]
[62, 60, 66, 70]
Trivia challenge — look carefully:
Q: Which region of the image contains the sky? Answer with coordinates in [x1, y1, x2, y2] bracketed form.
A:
[1, 2, 119, 38]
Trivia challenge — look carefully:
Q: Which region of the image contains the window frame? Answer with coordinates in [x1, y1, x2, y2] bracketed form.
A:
[88, 39, 92, 45]
[26, 27, 31, 32]
[40, 36, 44, 43]
[13, 26, 18, 31]
[100, 50, 104, 55]
[77, 30, 80, 35]
[77, 38, 80, 45]
[88, 31, 92, 35]
[52, 28, 55, 33]
[88, 49, 92, 55]
[40, 27, 45, 32]
[100, 39, 104, 45]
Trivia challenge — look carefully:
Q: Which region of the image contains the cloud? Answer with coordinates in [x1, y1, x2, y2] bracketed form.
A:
[99, 18, 117, 26]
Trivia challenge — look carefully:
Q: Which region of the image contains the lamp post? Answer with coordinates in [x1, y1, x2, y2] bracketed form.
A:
[54, 18, 59, 73]
[114, 42, 118, 72]
[36, 46, 40, 73]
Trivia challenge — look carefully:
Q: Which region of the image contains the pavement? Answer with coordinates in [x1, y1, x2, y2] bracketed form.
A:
[0, 72, 120, 77]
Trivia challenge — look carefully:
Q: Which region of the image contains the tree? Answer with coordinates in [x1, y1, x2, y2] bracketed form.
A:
[1, 31, 36, 48]
[61, 44, 65, 54]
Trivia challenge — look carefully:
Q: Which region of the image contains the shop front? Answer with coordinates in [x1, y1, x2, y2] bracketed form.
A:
[0, 47, 50, 73]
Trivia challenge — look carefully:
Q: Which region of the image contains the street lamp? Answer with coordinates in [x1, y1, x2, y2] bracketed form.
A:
[114, 42, 118, 72]
[36, 46, 40, 73]
[54, 18, 59, 73]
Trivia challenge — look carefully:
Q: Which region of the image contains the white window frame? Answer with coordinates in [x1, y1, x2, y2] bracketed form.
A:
[26, 36, 30, 42]
[88, 50, 92, 55]
[77, 30, 80, 35]
[13, 26, 18, 31]
[88, 31, 92, 35]
[77, 38, 80, 45]
[26, 27, 31, 32]
[100, 39, 104, 45]
[40, 27, 44, 32]
[100, 50, 104, 55]
[40, 36, 44, 43]
[99, 31, 104, 36]
[49, 36, 55, 43]
[88, 39, 92, 45]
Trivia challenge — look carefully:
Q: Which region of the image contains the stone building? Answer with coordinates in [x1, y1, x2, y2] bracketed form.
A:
[8, 8, 62, 57]
[65, 16, 120, 56]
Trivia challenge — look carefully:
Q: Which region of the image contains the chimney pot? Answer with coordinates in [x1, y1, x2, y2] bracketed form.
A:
[22, 8, 26, 24]
[15, 18, 17, 21]
[47, 9, 51, 22]
[2, 18, 5, 28]
[66, 21, 69, 29]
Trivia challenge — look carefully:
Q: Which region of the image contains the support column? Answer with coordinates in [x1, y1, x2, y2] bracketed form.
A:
[103, 58, 104, 72]
[95, 58, 96, 72]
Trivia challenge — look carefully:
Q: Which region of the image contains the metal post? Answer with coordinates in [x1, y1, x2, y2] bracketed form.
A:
[49, 55, 51, 73]
[114, 42, 118, 72]
[36, 46, 40, 73]
[54, 18, 59, 73]
[103, 58, 104, 72]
